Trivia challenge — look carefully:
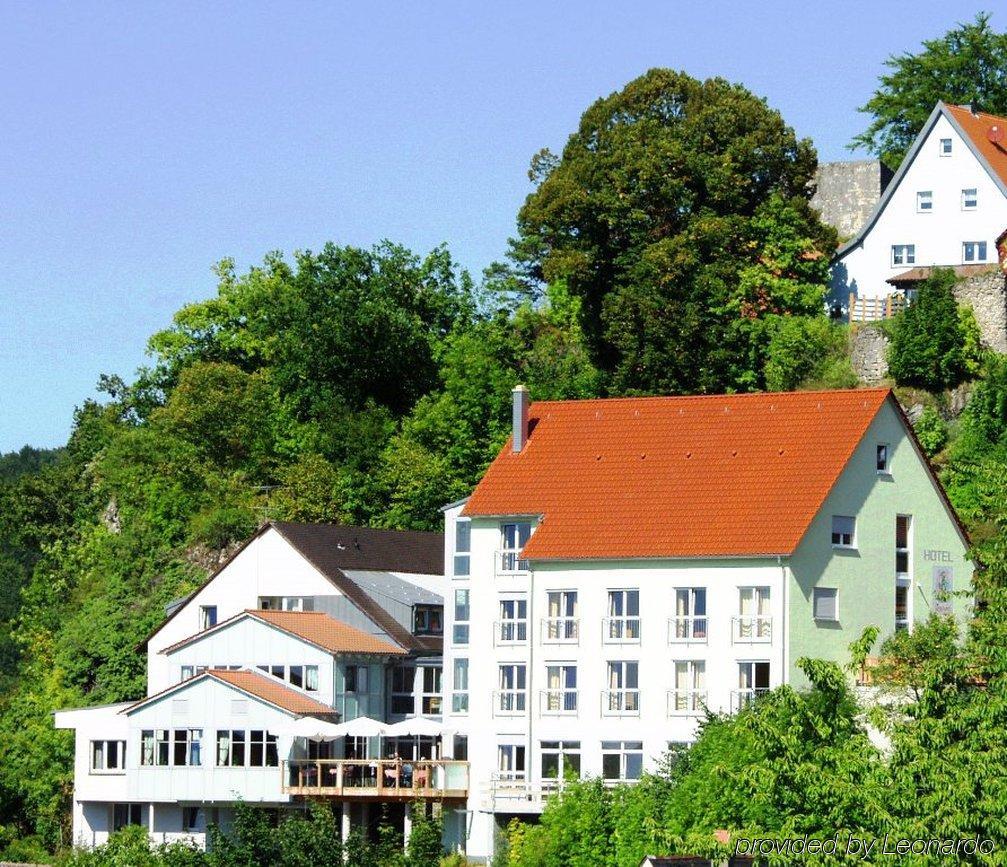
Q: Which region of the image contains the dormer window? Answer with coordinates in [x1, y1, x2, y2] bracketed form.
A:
[199, 606, 217, 631]
[962, 188, 978, 210]
[413, 604, 443, 636]
[940, 138, 952, 155]
[916, 191, 933, 212]
[876, 443, 891, 474]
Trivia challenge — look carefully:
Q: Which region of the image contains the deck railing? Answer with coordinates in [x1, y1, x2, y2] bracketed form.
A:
[282, 758, 468, 799]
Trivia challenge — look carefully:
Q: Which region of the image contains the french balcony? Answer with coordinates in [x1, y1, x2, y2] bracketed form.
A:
[730, 688, 769, 712]
[282, 758, 468, 800]
[601, 688, 640, 717]
[540, 616, 579, 644]
[667, 616, 708, 644]
[493, 689, 528, 716]
[667, 689, 706, 716]
[602, 616, 641, 644]
[493, 620, 529, 646]
[732, 615, 772, 644]
[495, 550, 529, 577]
[539, 688, 578, 716]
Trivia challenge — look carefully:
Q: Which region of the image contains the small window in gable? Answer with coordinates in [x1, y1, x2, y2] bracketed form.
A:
[876, 443, 891, 474]
[813, 588, 839, 622]
[831, 515, 856, 549]
[962, 188, 978, 210]
[199, 605, 217, 631]
[916, 191, 932, 212]
[940, 137, 952, 155]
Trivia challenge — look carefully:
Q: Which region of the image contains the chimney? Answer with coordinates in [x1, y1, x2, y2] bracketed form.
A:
[512, 385, 530, 453]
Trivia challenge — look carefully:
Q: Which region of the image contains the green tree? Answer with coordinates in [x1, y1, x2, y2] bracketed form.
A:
[512, 68, 835, 395]
[852, 13, 1007, 168]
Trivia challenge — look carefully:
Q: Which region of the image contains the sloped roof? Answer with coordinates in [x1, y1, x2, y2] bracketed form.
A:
[464, 388, 892, 559]
[944, 103, 1007, 188]
[887, 264, 997, 284]
[123, 668, 334, 717]
[160, 609, 406, 656]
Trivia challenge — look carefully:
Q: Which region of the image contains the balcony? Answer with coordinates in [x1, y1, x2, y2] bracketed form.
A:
[667, 689, 706, 716]
[539, 688, 578, 716]
[667, 616, 708, 644]
[601, 689, 640, 717]
[731, 688, 769, 712]
[602, 616, 641, 644]
[493, 689, 528, 716]
[493, 620, 529, 646]
[732, 615, 772, 644]
[495, 550, 529, 577]
[282, 759, 468, 800]
[540, 617, 579, 644]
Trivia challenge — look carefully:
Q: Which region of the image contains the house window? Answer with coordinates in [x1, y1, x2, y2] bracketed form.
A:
[453, 734, 468, 760]
[182, 806, 201, 833]
[172, 729, 202, 766]
[669, 660, 706, 715]
[963, 241, 988, 262]
[877, 443, 891, 473]
[735, 661, 770, 710]
[257, 664, 318, 692]
[497, 743, 526, 781]
[112, 804, 144, 832]
[141, 730, 168, 766]
[736, 587, 771, 641]
[179, 665, 206, 681]
[289, 665, 305, 689]
[345, 665, 368, 694]
[962, 187, 978, 210]
[604, 661, 640, 714]
[216, 730, 278, 767]
[413, 605, 443, 636]
[601, 741, 643, 781]
[390, 665, 416, 715]
[605, 589, 641, 641]
[452, 589, 470, 645]
[451, 658, 469, 714]
[813, 588, 839, 622]
[257, 596, 313, 611]
[305, 665, 319, 692]
[199, 605, 217, 630]
[544, 590, 578, 641]
[141, 730, 200, 766]
[896, 515, 912, 631]
[916, 190, 933, 212]
[421, 666, 442, 715]
[90, 740, 126, 773]
[497, 663, 527, 713]
[541, 740, 580, 787]
[543, 664, 578, 714]
[500, 522, 532, 572]
[831, 515, 856, 548]
[671, 587, 707, 641]
[940, 137, 952, 155]
[498, 597, 528, 643]
[454, 519, 471, 577]
[891, 244, 916, 266]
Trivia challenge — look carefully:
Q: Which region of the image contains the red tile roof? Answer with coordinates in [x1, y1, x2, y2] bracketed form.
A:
[945, 104, 1007, 188]
[464, 388, 892, 559]
[160, 610, 406, 656]
[888, 264, 997, 284]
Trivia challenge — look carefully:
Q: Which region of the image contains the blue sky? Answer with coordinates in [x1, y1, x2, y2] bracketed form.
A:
[0, 1, 996, 451]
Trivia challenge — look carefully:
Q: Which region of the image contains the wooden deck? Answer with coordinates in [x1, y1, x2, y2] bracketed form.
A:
[282, 758, 468, 801]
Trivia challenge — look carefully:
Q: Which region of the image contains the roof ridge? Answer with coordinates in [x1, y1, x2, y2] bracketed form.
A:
[528, 387, 890, 409]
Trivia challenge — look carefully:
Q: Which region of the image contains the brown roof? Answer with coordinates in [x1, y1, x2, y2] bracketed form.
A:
[887, 264, 997, 285]
[945, 103, 1007, 188]
[160, 609, 407, 656]
[464, 389, 893, 559]
[124, 668, 335, 717]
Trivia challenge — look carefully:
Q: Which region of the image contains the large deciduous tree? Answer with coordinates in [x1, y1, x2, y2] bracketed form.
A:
[851, 13, 1007, 169]
[512, 68, 835, 396]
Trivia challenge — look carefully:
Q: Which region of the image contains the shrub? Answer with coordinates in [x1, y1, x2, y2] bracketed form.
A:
[914, 407, 949, 457]
[763, 316, 850, 392]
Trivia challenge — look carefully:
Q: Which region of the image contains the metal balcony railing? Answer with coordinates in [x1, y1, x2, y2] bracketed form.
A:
[493, 689, 528, 716]
[667, 615, 708, 644]
[732, 615, 772, 643]
[667, 689, 706, 716]
[541, 617, 579, 644]
[539, 688, 578, 715]
[602, 616, 641, 643]
[601, 689, 640, 716]
[731, 687, 769, 712]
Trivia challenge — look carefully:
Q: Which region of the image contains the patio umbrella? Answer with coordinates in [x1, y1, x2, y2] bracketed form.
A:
[383, 717, 445, 737]
[286, 716, 345, 741]
[331, 716, 388, 738]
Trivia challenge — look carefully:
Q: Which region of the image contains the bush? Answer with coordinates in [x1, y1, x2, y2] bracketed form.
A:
[763, 316, 851, 392]
[914, 406, 949, 457]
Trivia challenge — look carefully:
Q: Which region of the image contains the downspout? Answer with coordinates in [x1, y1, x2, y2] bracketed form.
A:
[778, 556, 788, 685]
[527, 559, 535, 797]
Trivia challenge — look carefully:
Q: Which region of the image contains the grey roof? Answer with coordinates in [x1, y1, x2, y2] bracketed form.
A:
[341, 570, 442, 607]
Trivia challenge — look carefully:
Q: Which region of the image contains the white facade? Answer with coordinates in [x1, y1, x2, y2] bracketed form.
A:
[831, 103, 1007, 304]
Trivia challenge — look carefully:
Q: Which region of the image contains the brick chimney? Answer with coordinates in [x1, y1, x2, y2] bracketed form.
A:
[512, 385, 530, 453]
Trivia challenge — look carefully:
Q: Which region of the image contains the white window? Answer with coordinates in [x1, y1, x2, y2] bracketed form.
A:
[543, 663, 578, 714]
[735, 661, 770, 711]
[896, 515, 912, 631]
[180, 665, 206, 681]
[215, 729, 278, 767]
[916, 190, 933, 212]
[413, 604, 443, 635]
[500, 522, 532, 572]
[182, 806, 202, 832]
[544, 590, 578, 642]
[112, 804, 144, 832]
[257, 664, 318, 692]
[497, 743, 526, 781]
[141, 729, 201, 766]
[831, 515, 856, 548]
[452, 589, 470, 645]
[669, 661, 706, 715]
[605, 589, 641, 642]
[453, 519, 471, 577]
[963, 241, 988, 263]
[604, 661, 640, 715]
[257, 596, 313, 611]
[421, 666, 442, 715]
[497, 663, 527, 713]
[498, 597, 528, 643]
[736, 587, 771, 642]
[962, 187, 978, 210]
[877, 443, 891, 474]
[671, 587, 707, 642]
[891, 244, 916, 266]
[540, 740, 580, 787]
[390, 665, 416, 715]
[199, 605, 217, 630]
[940, 137, 952, 155]
[451, 658, 469, 714]
[305, 665, 319, 692]
[813, 588, 839, 622]
[90, 740, 126, 773]
[601, 740, 643, 781]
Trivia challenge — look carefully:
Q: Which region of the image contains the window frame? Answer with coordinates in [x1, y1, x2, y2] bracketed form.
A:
[962, 187, 978, 210]
[604, 588, 641, 643]
[940, 137, 952, 156]
[496, 663, 528, 714]
[916, 190, 933, 212]
[497, 595, 529, 644]
[601, 740, 643, 782]
[963, 240, 988, 263]
[831, 515, 856, 549]
[540, 739, 581, 787]
[215, 729, 278, 767]
[451, 657, 469, 714]
[670, 587, 708, 642]
[198, 605, 217, 631]
[499, 521, 532, 572]
[412, 604, 444, 636]
[452, 588, 470, 646]
[453, 519, 471, 577]
[891, 244, 916, 267]
[812, 587, 840, 623]
[90, 739, 127, 774]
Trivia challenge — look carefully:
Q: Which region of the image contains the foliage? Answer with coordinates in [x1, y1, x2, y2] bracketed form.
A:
[887, 268, 971, 391]
[512, 68, 835, 395]
[763, 317, 850, 392]
[914, 406, 949, 458]
[0, 445, 64, 484]
[852, 13, 1007, 168]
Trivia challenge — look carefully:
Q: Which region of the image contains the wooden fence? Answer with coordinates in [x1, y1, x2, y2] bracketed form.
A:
[849, 292, 907, 322]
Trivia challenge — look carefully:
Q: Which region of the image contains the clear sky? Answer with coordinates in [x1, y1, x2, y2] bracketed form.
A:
[0, 0, 996, 451]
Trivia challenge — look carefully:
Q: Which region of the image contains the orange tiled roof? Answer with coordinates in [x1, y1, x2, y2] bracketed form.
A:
[463, 388, 892, 559]
[248, 610, 406, 656]
[945, 104, 1007, 188]
[207, 669, 335, 715]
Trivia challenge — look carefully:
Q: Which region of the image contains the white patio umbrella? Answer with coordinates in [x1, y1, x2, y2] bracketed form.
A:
[287, 716, 345, 741]
[383, 717, 445, 737]
[331, 715, 388, 738]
